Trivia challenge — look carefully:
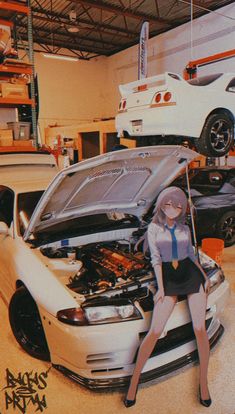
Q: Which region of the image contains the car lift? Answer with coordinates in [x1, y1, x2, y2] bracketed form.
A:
[183, 48, 235, 80]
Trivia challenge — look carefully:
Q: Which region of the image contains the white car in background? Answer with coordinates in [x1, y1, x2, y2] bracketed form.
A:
[115, 72, 235, 157]
[0, 147, 230, 391]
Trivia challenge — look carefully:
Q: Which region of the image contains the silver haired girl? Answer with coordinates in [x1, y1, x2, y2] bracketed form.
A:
[124, 186, 211, 408]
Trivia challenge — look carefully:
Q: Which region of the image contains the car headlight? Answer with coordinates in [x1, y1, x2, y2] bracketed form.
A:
[57, 299, 142, 326]
[199, 250, 217, 271]
[208, 269, 225, 294]
[84, 303, 142, 324]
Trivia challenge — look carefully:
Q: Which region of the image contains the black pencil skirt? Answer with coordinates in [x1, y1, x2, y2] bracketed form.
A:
[162, 257, 205, 296]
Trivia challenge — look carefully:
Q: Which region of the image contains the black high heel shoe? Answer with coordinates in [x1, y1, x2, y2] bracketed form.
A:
[199, 386, 212, 408]
[124, 384, 138, 408]
[124, 396, 136, 408]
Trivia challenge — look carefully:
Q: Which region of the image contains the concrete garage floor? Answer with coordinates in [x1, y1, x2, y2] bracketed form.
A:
[0, 247, 234, 414]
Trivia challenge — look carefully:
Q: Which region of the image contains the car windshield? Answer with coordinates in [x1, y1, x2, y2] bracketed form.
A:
[173, 169, 230, 195]
[187, 73, 223, 86]
[17, 191, 44, 236]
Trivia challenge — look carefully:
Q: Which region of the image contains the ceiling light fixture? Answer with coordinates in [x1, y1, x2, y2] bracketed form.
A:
[68, 26, 79, 33]
[42, 53, 79, 62]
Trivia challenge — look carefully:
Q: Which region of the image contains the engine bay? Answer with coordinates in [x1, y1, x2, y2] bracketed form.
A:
[40, 241, 153, 297]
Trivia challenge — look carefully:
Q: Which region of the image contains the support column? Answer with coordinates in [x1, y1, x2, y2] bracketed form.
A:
[77, 133, 83, 160]
[27, 0, 38, 147]
[99, 131, 107, 154]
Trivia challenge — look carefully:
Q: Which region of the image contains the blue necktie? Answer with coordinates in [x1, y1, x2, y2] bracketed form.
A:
[166, 225, 178, 260]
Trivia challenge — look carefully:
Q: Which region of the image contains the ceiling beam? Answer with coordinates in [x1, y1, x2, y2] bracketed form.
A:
[19, 20, 125, 47]
[18, 32, 111, 56]
[31, 6, 140, 37]
[30, 13, 136, 41]
[70, 0, 173, 25]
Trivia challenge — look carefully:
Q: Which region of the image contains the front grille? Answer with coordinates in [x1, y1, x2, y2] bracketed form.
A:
[87, 353, 114, 365]
[134, 318, 212, 362]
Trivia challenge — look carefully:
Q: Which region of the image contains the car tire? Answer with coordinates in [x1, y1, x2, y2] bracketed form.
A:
[9, 286, 50, 361]
[216, 211, 235, 247]
[195, 113, 234, 157]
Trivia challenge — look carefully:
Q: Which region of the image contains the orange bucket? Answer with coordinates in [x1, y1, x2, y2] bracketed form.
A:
[201, 238, 224, 266]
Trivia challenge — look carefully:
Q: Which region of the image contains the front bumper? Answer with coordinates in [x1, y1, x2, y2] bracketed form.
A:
[53, 323, 224, 391]
[47, 278, 229, 391]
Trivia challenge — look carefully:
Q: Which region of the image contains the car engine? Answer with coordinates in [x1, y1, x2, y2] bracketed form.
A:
[41, 242, 153, 296]
[69, 244, 150, 293]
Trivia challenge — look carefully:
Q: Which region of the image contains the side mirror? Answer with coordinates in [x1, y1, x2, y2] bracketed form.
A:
[0, 221, 9, 236]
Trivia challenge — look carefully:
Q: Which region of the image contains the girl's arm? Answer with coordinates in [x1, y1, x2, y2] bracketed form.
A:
[147, 223, 165, 302]
[152, 264, 165, 302]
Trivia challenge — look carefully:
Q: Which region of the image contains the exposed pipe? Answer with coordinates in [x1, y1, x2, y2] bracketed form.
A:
[190, 0, 194, 60]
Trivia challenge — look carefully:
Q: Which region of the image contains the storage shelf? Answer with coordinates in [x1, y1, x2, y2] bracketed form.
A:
[0, 1, 29, 16]
[0, 1, 38, 145]
[0, 64, 33, 75]
[0, 97, 34, 105]
[0, 144, 35, 152]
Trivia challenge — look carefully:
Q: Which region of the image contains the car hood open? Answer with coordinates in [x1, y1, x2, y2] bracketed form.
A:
[24, 146, 197, 243]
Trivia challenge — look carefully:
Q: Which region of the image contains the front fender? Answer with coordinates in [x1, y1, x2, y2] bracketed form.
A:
[10, 238, 78, 316]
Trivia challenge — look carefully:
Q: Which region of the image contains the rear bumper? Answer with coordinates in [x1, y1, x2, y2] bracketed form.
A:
[53, 322, 224, 391]
[115, 106, 202, 138]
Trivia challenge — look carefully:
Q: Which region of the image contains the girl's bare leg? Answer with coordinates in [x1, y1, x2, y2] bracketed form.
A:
[126, 295, 177, 401]
[188, 284, 210, 400]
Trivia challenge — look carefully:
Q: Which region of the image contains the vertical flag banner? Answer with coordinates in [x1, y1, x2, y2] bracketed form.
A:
[138, 21, 149, 79]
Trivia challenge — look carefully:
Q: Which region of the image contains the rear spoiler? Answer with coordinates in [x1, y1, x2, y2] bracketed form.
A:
[0, 152, 57, 167]
[119, 72, 183, 97]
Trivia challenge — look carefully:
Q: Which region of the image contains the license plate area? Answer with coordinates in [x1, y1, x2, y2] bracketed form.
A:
[132, 119, 143, 133]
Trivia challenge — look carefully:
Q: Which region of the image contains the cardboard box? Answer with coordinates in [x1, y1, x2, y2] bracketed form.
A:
[0, 138, 13, 146]
[0, 82, 28, 99]
[0, 129, 13, 139]
[0, 129, 13, 146]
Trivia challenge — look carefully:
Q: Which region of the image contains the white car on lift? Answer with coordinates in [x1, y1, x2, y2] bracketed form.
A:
[0, 146, 230, 391]
[115, 72, 235, 157]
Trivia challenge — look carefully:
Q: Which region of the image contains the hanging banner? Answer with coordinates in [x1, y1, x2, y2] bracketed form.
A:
[138, 21, 149, 80]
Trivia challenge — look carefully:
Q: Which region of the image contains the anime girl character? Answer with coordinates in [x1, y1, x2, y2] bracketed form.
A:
[124, 186, 211, 408]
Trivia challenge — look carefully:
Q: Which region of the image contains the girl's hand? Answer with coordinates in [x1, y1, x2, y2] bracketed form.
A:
[204, 278, 211, 295]
[154, 288, 165, 304]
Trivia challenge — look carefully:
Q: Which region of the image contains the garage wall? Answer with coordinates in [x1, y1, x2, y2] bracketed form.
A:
[35, 3, 234, 140]
[105, 3, 235, 117]
[35, 53, 108, 137]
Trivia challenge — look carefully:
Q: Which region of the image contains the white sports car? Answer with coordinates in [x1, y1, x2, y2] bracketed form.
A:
[0, 147, 230, 390]
[115, 72, 235, 157]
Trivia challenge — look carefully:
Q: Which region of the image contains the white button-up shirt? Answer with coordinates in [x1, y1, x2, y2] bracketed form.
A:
[147, 222, 196, 266]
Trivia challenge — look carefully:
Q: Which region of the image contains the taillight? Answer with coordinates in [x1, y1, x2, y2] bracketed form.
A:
[164, 92, 172, 102]
[119, 99, 127, 111]
[155, 93, 161, 103]
[138, 84, 147, 91]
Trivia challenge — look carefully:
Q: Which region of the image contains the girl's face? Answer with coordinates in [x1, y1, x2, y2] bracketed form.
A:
[162, 200, 182, 220]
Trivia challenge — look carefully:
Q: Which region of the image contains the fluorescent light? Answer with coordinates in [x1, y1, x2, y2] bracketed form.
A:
[42, 53, 78, 62]
[68, 26, 79, 33]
